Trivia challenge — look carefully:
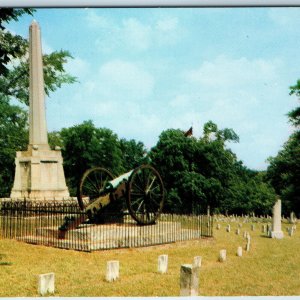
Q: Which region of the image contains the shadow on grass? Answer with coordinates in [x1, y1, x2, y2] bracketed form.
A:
[0, 262, 13, 266]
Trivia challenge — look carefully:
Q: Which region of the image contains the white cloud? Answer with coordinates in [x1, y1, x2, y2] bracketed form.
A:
[97, 59, 154, 99]
[122, 18, 151, 51]
[169, 94, 191, 108]
[184, 55, 280, 88]
[41, 39, 54, 55]
[87, 12, 181, 53]
[86, 10, 110, 28]
[65, 57, 90, 78]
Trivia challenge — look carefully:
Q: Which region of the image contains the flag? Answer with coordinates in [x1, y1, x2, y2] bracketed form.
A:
[184, 126, 193, 137]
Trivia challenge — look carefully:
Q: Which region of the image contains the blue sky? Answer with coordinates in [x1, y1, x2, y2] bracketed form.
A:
[7, 8, 300, 170]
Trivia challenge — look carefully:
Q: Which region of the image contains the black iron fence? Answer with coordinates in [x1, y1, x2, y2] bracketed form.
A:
[0, 199, 213, 251]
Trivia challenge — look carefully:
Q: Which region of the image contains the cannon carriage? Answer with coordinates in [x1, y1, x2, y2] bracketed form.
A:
[58, 164, 165, 238]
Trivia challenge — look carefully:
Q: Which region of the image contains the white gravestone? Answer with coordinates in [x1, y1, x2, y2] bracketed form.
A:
[158, 254, 168, 274]
[38, 273, 55, 296]
[290, 212, 296, 224]
[237, 246, 243, 257]
[193, 256, 202, 268]
[288, 227, 294, 237]
[219, 249, 226, 262]
[106, 261, 119, 282]
[226, 225, 231, 232]
[245, 235, 251, 251]
[270, 199, 284, 239]
[180, 264, 199, 296]
[236, 228, 240, 235]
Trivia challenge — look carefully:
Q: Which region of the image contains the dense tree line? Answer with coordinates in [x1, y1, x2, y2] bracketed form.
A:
[266, 80, 300, 217]
[149, 122, 276, 215]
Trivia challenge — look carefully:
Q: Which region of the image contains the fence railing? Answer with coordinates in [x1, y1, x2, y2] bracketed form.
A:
[0, 199, 213, 251]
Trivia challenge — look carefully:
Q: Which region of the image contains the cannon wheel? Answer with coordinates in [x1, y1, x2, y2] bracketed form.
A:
[77, 167, 114, 210]
[126, 165, 164, 225]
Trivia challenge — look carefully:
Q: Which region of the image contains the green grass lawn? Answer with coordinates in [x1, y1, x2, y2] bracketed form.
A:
[0, 220, 299, 296]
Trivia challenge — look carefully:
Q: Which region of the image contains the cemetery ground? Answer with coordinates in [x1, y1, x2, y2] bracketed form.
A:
[0, 219, 299, 297]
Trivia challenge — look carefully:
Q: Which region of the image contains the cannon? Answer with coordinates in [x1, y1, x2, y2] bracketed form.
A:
[58, 164, 165, 238]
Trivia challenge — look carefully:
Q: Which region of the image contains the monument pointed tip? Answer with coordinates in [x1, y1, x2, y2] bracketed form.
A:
[31, 19, 39, 26]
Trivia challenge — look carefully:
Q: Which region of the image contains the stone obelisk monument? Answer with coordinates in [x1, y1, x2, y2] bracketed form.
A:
[10, 20, 69, 199]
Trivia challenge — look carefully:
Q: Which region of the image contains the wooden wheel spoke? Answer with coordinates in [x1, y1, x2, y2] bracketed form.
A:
[78, 167, 114, 211]
[130, 192, 144, 197]
[131, 196, 144, 207]
[127, 165, 164, 225]
[133, 182, 144, 194]
[82, 182, 97, 193]
[85, 176, 99, 193]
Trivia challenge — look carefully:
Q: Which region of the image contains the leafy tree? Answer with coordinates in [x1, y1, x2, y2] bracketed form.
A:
[150, 121, 276, 215]
[0, 97, 28, 196]
[119, 138, 148, 170]
[150, 122, 240, 213]
[267, 80, 300, 216]
[0, 9, 76, 106]
[60, 121, 124, 195]
[267, 133, 300, 215]
[289, 79, 300, 128]
[0, 8, 76, 196]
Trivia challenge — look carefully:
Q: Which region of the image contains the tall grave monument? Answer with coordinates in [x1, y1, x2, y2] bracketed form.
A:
[10, 21, 69, 199]
[270, 198, 284, 239]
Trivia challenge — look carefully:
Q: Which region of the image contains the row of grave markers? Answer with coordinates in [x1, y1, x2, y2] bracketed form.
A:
[37, 222, 297, 296]
[38, 245, 252, 297]
[37, 255, 202, 296]
[217, 222, 297, 237]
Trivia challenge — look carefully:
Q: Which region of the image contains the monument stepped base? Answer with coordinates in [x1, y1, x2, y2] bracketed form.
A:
[16, 221, 202, 251]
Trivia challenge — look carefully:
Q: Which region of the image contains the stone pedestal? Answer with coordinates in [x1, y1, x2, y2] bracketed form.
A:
[10, 147, 69, 199]
[270, 199, 284, 239]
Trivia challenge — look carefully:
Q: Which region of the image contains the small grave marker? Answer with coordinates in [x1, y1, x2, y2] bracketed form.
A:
[193, 256, 202, 268]
[226, 225, 231, 232]
[180, 264, 199, 296]
[38, 273, 55, 296]
[106, 261, 119, 282]
[245, 235, 251, 251]
[158, 254, 168, 274]
[237, 246, 243, 257]
[219, 249, 226, 262]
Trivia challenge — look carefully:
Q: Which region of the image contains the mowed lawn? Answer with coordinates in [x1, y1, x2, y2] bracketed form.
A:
[0, 220, 299, 297]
